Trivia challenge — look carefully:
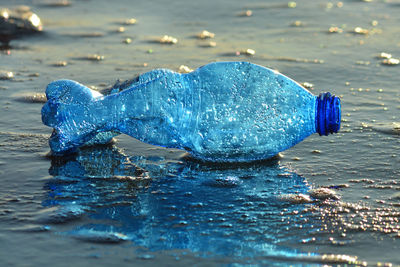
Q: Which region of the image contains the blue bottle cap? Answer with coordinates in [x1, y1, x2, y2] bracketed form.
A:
[316, 92, 341, 136]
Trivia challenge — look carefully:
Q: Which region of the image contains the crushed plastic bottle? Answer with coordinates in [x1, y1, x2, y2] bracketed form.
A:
[42, 61, 341, 162]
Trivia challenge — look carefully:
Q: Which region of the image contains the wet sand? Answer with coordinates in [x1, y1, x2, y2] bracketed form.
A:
[1, 0, 400, 266]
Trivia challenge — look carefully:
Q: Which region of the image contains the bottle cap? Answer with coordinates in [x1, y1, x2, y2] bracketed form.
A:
[316, 92, 341, 136]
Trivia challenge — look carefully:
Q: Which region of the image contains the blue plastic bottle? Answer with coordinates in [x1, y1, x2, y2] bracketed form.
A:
[42, 61, 341, 162]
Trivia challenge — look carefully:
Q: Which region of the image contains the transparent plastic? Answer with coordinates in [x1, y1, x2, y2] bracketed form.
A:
[42, 61, 341, 162]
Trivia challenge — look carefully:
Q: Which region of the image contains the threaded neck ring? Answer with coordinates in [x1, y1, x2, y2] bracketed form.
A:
[316, 92, 341, 136]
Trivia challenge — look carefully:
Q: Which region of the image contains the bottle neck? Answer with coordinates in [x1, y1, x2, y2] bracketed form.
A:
[315, 92, 341, 136]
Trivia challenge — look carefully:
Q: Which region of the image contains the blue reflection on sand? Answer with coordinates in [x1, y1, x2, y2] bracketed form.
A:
[44, 145, 312, 260]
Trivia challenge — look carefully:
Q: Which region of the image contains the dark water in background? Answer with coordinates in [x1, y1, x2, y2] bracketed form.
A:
[1, 0, 400, 266]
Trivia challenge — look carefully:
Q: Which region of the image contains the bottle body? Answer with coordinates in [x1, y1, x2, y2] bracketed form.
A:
[185, 62, 317, 161]
[105, 62, 317, 162]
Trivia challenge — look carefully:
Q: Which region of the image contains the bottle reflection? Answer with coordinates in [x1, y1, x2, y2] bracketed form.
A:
[44, 145, 311, 258]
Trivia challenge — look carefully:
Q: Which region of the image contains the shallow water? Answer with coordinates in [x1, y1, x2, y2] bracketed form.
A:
[1, 0, 400, 266]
